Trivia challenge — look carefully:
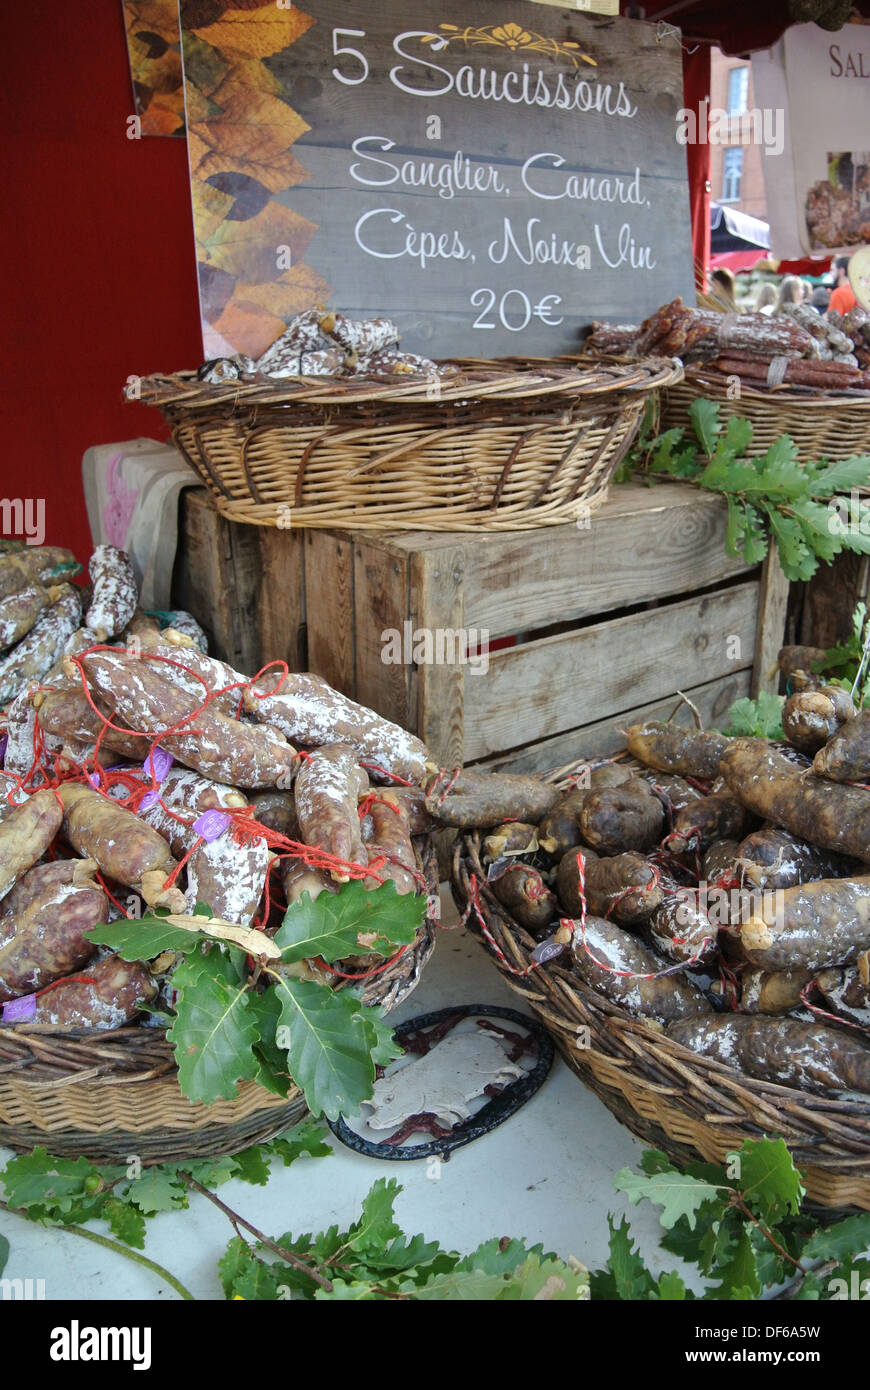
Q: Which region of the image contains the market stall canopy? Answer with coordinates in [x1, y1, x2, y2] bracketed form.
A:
[776, 255, 834, 275]
[622, 0, 870, 57]
[710, 203, 771, 254]
[710, 250, 833, 272]
[710, 249, 768, 271]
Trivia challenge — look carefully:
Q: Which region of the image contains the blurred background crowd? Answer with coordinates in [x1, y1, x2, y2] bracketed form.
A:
[708, 255, 857, 318]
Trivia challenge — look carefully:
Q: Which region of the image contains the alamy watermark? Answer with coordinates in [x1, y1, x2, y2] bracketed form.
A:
[675, 883, 785, 931]
[50, 1323, 151, 1370]
[381, 622, 490, 675]
[828, 1268, 870, 1299]
[0, 498, 45, 546]
[676, 101, 784, 157]
[827, 491, 870, 539]
[0, 1277, 45, 1300]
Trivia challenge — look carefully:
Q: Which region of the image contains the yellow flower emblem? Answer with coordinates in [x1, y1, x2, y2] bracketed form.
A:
[491, 23, 533, 49]
[433, 21, 597, 68]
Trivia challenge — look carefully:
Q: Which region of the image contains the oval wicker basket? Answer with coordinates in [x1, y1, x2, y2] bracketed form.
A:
[451, 781, 870, 1212]
[139, 357, 682, 532]
[661, 368, 870, 462]
[0, 843, 438, 1165]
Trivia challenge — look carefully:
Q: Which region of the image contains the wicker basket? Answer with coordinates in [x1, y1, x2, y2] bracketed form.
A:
[0, 844, 438, 1165]
[451, 779, 870, 1211]
[139, 357, 682, 532]
[662, 368, 870, 462]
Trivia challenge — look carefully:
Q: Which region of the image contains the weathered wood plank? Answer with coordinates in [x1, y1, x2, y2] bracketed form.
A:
[410, 545, 466, 769]
[463, 580, 759, 761]
[793, 551, 869, 653]
[367, 484, 752, 639]
[474, 670, 751, 773]
[352, 540, 410, 729]
[256, 527, 306, 673]
[751, 549, 791, 698]
[463, 488, 753, 638]
[173, 491, 228, 656]
[381, 479, 733, 544]
[304, 531, 355, 695]
[173, 490, 260, 668]
[225, 524, 266, 674]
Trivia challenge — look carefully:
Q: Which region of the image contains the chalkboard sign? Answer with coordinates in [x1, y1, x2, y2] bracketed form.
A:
[180, 1, 694, 360]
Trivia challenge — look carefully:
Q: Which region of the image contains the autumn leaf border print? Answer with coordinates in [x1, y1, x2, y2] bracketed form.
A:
[179, 0, 331, 359]
[122, 0, 186, 137]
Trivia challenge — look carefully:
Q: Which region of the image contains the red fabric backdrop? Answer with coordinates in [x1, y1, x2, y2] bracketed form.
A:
[1, 2, 202, 559]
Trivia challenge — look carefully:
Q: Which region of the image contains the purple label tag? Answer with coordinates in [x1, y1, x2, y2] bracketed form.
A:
[0, 733, 7, 766]
[146, 746, 173, 783]
[2, 994, 37, 1022]
[193, 809, 231, 842]
[88, 771, 102, 789]
[139, 788, 161, 812]
[531, 937, 568, 965]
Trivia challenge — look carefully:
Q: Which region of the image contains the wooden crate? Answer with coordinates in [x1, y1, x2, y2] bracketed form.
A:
[174, 483, 789, 772]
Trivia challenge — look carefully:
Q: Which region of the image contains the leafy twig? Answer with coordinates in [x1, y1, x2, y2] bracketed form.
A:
[728, 1192, 805, 1273]
[179, 1172, 334, 1293]
[622, 399, 870, 583]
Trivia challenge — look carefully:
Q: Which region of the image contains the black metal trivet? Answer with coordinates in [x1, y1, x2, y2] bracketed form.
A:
[327, 1004, 554, 1161]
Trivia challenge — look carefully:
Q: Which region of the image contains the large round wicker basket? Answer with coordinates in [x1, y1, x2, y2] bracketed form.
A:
[451, 785, 870, 1212]
[0, 844, 438, 1165]
[139, 357, 682, 532]
[661, 368, 870, 462]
